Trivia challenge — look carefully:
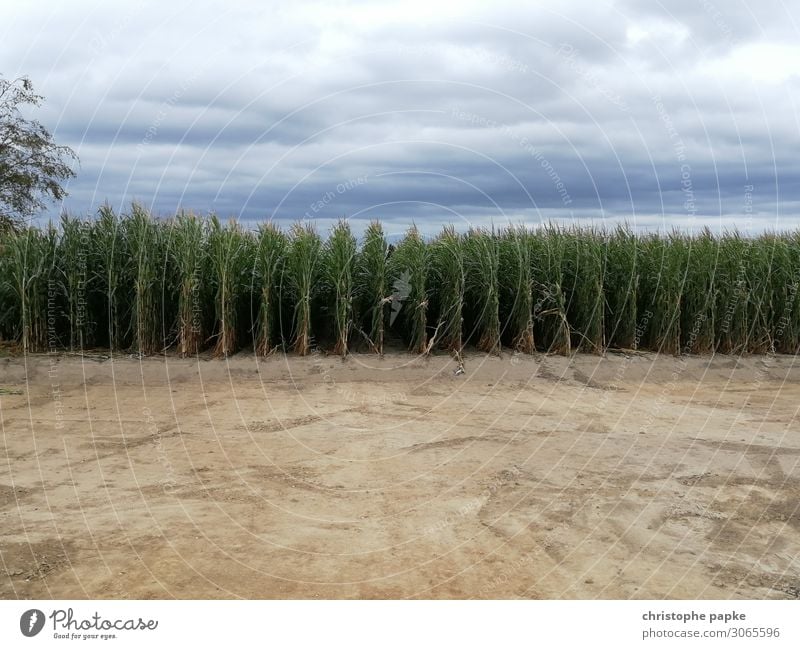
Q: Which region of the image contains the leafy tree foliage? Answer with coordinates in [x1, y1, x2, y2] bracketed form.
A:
[0, 76, 77, 232]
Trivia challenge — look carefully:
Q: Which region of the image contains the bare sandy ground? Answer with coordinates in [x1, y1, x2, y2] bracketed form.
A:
[1, 349, 799, 599]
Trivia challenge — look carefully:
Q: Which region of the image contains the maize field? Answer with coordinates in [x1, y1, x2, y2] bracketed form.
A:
[1, 206, 799, 357]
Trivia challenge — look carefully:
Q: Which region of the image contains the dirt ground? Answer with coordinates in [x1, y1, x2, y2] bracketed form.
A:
[1, 350, 799, 599]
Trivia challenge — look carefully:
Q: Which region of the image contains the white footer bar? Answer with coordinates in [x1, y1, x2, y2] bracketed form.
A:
[1, 600, 797, 648]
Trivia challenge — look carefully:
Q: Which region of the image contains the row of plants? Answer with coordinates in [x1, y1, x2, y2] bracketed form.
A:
[1, 206, 799, 357]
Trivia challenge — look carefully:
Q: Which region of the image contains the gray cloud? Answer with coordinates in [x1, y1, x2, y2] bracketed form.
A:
[3, 0, 799, 235]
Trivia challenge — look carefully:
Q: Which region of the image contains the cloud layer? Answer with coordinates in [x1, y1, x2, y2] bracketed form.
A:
[4, 0, 800, 235]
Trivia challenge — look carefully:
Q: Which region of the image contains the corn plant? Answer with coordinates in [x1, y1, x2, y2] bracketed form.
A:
[604, 225, 638, 349]
[678, 228, 717, 354]
[251, 221, 287, 356]
[389, 225, 429, 353]
[0, 230, 13, 340]
[208, 215, 251, 357]
[430, 225, 465, 352]
[286, 222, 322, 355]
[323, 220, 357, 357]
[125, 204, 165, 355]
[1, 224, 58, 351]
[464, 228, 501, 354]
[55, 214, 93, 350]
[170, 212, 207, 356]
[355, 221, 389, 354]
[639, 232, 686, 355]
[561, 227, 605, 353]
[499, 225, 535, 354]
[770, 232, 800, 353]
[531, 225, 570, 354]
[91, 204, 129, 350]
[714, 231, 749, 353]
[743, 236, 774, 353]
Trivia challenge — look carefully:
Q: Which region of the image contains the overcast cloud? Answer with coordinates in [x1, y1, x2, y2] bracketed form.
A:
[2, 0, 799, 235]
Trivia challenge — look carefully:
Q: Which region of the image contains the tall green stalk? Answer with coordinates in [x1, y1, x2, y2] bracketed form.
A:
[286, 222, 322, 355]
[324, 220, 357, 357]
[500, 225, 535, 353]
[770, 232, 800, 353]
[744, 235, 773, 353]
[92, 204, 128, 350]
[208, 215, 250, 357]
[563, 227, 605, 353]
[640, 231, 686, 355]
[714, 231, 749, 353]
[356, 221, 389, 354]
[170, 211, 207, 356]
[1, 224, 57, 351]
[252, 221, 287, 357]
[389, 226, 429, 354]
[465, 227, 501, 354]
[604, 225, 638, 349]
[430, 225, 465, 352]
[126, 204, 164, 356]
[57, 214, 93, 350]
[531, 225, 570, 354]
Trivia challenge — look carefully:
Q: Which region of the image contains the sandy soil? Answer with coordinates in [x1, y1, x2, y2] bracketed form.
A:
[1, 349, 799, 599]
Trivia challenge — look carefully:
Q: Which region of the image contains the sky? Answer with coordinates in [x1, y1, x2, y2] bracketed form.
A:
[2, 0, 800, 237]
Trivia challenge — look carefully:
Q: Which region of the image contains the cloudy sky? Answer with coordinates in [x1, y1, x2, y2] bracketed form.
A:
[3, 0, 799, 236]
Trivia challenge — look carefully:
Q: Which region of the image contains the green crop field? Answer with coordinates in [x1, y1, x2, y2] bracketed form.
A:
[1, 206, 799, 357]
